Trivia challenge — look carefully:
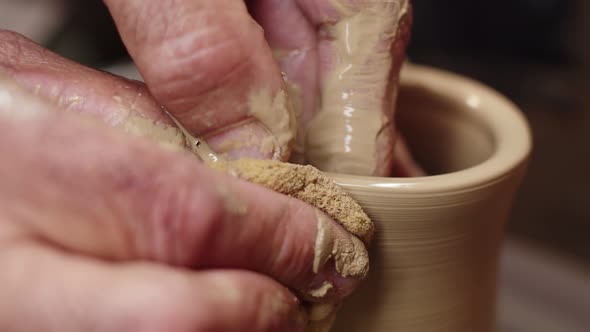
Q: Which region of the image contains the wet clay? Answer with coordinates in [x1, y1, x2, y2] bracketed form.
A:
[248, 88, 297, 160]
[332, 232, 369, 278]
[313, 210, 336, 274]
[309, 281, 334, 299]
[305, 0, 410, 176]
[283, 77, 306, 164]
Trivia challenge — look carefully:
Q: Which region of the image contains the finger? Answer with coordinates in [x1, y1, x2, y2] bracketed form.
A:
[0, 30, 285, 159]
[250, 0, 319, 163]
[0, 78, 367, 302]
[0, 30, 165, 124]
[0, 241, 306, 332]
[0, 30, 188, 150]
[296, 0, 413, 176]
[103, 0, 296, 160]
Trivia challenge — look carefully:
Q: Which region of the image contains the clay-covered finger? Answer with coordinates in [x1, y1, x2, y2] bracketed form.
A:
[0, 241, 306, 332]
[0, 30, 188, 149]
[250, 0, 319, 163]
[103, 0, 297, 161]
[0, 79, 368, 302]
[295, 0, 413, 176]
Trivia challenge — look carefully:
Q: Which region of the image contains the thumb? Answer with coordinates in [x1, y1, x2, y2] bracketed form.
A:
[104, 0, 297, 161]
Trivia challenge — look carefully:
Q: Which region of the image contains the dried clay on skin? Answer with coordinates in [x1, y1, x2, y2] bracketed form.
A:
[122, 115, 186, 152]
[211, 158, 373, 245]
[313, 210, 369, 279]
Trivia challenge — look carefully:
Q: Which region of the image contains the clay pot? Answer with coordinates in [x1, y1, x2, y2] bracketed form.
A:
[329, 64, 531, 332]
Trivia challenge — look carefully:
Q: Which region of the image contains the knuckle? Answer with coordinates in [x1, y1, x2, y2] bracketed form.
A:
[139, 10, 262, 107]
[142, 171, 225, 265]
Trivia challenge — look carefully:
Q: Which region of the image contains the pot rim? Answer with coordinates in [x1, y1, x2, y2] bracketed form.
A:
[327, 64, 532, 194]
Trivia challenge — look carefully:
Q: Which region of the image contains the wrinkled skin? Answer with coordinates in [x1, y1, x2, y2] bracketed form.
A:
[0, 0, 416, 331]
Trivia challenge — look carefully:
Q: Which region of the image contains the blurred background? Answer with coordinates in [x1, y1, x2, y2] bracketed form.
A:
[1, 0, 589, 330]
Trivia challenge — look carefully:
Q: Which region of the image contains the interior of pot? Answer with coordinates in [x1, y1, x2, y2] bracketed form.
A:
[396, 81, 495, 176]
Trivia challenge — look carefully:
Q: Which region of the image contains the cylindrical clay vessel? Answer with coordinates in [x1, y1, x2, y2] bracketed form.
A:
[329, 65, 532, 332]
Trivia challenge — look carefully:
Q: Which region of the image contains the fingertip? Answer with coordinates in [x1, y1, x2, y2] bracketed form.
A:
[237, 188, 367, 303]
[294, 210, 368, 303]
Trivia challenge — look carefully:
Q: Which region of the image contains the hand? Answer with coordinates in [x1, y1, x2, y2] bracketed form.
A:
[0, 0, 415, 330]
[4, 0, 419, 171]
[0, 74, 366, 331]
[100, 0, 419, 176]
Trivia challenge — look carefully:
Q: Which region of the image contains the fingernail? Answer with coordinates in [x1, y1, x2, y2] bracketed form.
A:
[313, 210, 369, 279]
[306, 210, 370, 301]
[332, 233, 369, 278]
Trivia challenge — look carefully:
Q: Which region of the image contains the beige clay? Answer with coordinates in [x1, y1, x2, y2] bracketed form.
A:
[121, 115, 186, 152]
[305, 0, 410, 176]
[309, 281, 334, 299]
[247, 88, 298, 161]
[327, 65, 531, 332]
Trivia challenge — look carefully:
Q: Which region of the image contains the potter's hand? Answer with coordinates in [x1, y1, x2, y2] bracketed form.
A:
[251, 0, 421, 176]
[101, 0, 421, 176]
[0, 73, 366, 331]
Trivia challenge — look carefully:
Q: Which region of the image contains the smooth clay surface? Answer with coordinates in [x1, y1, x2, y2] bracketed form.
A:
[305, 0, 410, 176]
[328, 64, 531, 332]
